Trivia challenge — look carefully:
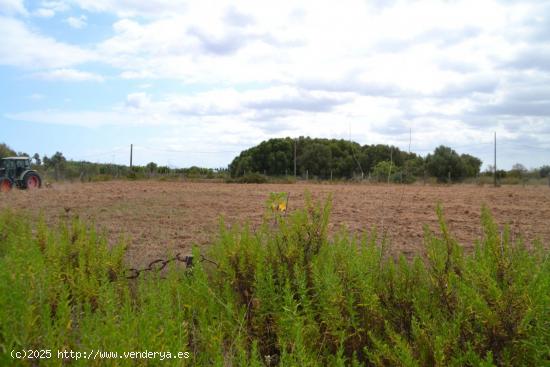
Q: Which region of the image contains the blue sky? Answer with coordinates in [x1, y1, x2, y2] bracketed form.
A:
[1, 0, 549, 169]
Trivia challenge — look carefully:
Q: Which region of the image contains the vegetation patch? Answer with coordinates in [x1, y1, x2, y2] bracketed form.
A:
[226, 172, 269, 184]
[0, 196, 549, 366]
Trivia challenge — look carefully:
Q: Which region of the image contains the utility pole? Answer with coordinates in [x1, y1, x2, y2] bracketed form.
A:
[494, 132, 497, 187]
[130, 144, 133, 170]
[294, 138, 297, 178]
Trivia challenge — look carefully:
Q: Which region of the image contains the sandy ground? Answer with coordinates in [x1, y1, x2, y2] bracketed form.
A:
[1, 180, 549, 267]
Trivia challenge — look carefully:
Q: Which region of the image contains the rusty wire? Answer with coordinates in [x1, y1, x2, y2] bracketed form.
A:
[123, 253, 218, 279]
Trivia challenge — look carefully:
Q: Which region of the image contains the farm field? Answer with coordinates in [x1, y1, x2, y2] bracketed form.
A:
[1, 180, 549, 266]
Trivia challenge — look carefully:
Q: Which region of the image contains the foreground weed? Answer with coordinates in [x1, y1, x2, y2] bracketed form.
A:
[0, 197, 548, 366]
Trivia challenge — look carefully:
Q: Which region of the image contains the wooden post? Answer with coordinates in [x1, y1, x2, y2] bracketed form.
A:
[130, 144, 133, 170]
[494, 132, 497, 187]
[294, 138, 297, 178]
[423, 157, 426, 185]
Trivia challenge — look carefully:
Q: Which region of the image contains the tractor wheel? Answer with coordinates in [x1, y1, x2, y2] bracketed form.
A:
[0, 178, 12, 192]
[23, 172, 42, 189]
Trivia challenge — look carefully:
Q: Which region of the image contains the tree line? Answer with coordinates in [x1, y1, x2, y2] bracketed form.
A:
[229, 137, 487, 182]
[0, 143, 225, 181]
[2, 141, 549, 184]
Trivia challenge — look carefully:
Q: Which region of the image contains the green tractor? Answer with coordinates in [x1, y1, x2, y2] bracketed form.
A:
[0, 157, 42, 192]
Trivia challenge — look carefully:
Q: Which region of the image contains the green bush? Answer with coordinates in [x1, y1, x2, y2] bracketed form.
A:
[226, 172, 268, 184]
[89, 174, 112, 182]
[0, 197, 548, 366]
[372, 160, 393, 182]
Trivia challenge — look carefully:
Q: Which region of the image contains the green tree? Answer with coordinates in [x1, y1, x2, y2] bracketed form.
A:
[404, 156, 425, 177]
[157, 166, 170, 174]
[372, 160, 393, 182]
[426, 146, 465, 182]
[509, 163, 527, 179]
[539, 165, 550, 178]
[460, 154, 482, 177]
[298, 143, 332, 177]
[229, 137, 473, 182]
[0, 143, 16, 158]
[146, 162, 158, 174]
[43, 152, 67, 180]
[32, 153, 41, 166]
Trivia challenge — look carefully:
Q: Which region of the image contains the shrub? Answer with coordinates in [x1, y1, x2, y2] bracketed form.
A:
[227, 172, 268, 184]
[372, 160, 393, 182]
[90, 174, 112, 182]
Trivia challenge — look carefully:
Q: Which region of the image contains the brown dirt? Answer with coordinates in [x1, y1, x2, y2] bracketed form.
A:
[1, 181, 549, 266]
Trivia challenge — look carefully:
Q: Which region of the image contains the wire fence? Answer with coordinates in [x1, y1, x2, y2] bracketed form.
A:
[122, 253, 220, 280]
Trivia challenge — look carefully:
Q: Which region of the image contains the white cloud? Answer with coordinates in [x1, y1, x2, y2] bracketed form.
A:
[119, 70, 156, 79]
[31, 68, 104, 82]
[41, 1, 69, 11]
[83, 0, 535, 94]
[33, 8, 55, 18]
[0, 0, 27, 15]
[66, 15, 87, 28]
[71, 0, 187, 18]
[6, 86, 351, 126]
[0, 16, 95, 69]
[5, 110, 134, 128]
[125, 92, 151, 109]
[6, 79, 550, 168]
[33, 1, 70, 17]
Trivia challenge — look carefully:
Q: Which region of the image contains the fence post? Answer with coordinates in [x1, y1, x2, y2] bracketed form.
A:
[423, 169, 426, 185]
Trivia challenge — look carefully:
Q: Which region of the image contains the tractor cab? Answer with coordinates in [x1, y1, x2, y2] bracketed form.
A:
[1, 157, 29, 175]
[0, 157, 42, 192]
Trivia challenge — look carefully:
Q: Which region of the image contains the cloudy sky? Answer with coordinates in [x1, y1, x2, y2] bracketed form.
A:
[1, 0, 549, 169]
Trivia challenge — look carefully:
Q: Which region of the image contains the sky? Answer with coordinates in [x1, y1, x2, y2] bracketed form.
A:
[0, 0, 549, 169]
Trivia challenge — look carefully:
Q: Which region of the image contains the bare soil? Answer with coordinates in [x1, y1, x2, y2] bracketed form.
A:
[2, 181, 549, 266]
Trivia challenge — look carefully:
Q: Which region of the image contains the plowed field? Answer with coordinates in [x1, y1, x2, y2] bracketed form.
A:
[2, 181, 549, 266]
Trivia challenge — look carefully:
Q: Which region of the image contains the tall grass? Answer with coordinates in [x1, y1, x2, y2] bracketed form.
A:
[0, 196, 548, 366]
